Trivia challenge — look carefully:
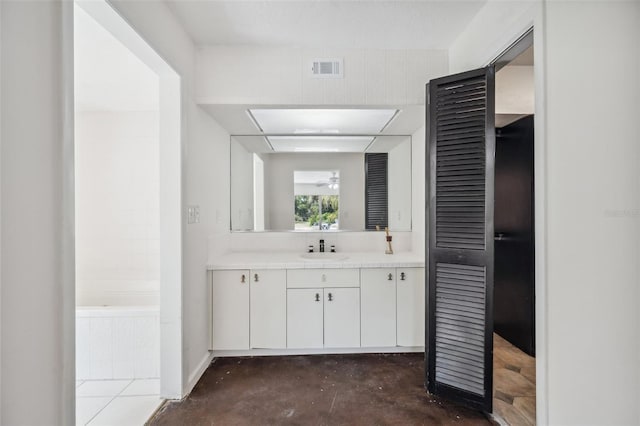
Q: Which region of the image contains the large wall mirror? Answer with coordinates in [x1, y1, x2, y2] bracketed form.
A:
[230, 135, 412, 232]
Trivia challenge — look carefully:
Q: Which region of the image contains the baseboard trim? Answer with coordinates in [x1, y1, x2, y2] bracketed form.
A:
[212, 346, 424, 357]
[184, 351, 215, 397]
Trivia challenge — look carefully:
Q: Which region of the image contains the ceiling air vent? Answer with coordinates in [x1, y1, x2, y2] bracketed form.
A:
[310, 58, 344, 79]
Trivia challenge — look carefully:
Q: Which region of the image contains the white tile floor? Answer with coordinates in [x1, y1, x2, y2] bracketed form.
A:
[76, 379, 163, 426]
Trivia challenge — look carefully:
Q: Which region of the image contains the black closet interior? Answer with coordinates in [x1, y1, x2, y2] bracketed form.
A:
[494, 114, 535, 356]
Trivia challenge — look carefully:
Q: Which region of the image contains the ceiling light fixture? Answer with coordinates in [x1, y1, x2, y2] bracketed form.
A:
[267, 135, 374, 153]
[249, 108, 399, 135]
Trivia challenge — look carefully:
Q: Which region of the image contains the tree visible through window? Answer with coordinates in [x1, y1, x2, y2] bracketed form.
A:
[294, 195, 339, 230]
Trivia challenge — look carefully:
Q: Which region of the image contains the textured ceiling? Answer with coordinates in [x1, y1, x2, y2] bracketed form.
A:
[165, 0, 487, 50]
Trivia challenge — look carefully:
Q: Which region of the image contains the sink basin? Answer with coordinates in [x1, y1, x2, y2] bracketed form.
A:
[300, 252, 349, 261]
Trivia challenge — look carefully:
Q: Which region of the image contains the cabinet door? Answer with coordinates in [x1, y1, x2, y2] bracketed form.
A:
[361, 268, 397, 347]
[287, 289, 323, 349]
[212, 270, 250, 350]
[250, 269, 286, 349]
[324, 288, 360, 348]
[397, 268, 425, 346]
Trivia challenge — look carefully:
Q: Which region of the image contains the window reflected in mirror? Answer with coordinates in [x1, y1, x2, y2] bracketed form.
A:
[294, 171, 340, 230]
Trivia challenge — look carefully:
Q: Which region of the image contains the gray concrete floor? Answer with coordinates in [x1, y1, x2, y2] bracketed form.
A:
[149, 353, 491, 425]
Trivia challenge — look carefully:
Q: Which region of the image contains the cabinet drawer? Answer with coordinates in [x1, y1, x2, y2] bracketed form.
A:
[287, 268, 359, 288]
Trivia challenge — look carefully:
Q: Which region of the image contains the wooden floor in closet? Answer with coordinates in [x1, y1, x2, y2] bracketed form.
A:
[493, 333, 536, 425]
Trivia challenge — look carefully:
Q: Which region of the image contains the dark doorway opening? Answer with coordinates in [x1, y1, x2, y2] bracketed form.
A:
[492, 32, 536, 425]
[494, 115, 535, 356]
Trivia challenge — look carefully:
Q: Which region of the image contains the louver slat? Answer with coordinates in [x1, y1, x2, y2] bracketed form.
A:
[438, 112, 486, 125]
[438, 119, 485, 132]
[436, 80, 485, 95]
[435, 263, 486, 396]
[435, 76, 487, 250]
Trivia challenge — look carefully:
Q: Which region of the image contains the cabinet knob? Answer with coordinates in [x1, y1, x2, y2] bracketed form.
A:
[254, 273, 259, 282]
[400, 272, 406, 281]
[315, 293, 320, 302]
[241, 274, 246, 283]
[388, 273, 393, 281]
[321, 274, 327, 282]
[327, 292, 333, 302]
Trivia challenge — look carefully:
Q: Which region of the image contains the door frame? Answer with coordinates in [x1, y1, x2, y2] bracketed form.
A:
[464, 24, 546, 420]
[487, 26, 547, 423]
[73, 0, 184, 399]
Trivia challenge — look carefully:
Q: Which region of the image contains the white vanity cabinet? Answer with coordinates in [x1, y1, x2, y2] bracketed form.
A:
[209, 262, 424, 354]
[250, 269, 286, 349]
[211, 270, 250, 350]
[286, 269, 360, 349]
[396, 267, 425, 347]
[360, 268, 397, 347]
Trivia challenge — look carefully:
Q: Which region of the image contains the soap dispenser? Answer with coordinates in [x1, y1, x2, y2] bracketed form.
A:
[385, 227, 393, 255]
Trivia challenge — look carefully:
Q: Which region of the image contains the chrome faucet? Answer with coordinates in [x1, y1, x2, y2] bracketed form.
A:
[319, 239, 325, 253]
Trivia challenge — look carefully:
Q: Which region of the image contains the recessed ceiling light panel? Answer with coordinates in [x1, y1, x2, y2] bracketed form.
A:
[249, 108, 398, 134]
[268, 136, 374, 153]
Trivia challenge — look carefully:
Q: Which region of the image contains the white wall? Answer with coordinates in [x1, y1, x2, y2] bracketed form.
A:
[543, 2, 639, 424]
[183, 102, 230, 393]
[230, 139, 254, 231]
[1, 1, 75, 424]
[217, 230, 413, 257]
[449, 1, 537, 75]
[388, 138, 412, 231]
[196, 46, 448, 105]
[253, 154, 265, 231]
[495, 65, 534, 115]
[0, 2, 3, 417]
[450, 1, 640, 424]
[75, 111, 160, 307]
[411, 126, 426, 255]
[264, 153, 365, 230]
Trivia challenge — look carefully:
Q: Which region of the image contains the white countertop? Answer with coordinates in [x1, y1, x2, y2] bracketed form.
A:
[207, 251, 425, 270]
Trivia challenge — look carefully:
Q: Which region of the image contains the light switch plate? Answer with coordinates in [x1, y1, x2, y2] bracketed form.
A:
[187, 205, 200, 224]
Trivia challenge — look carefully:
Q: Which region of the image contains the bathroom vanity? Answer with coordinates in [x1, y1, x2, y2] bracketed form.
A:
[207, 252, 425, 356]
[216, 110, 423, 356]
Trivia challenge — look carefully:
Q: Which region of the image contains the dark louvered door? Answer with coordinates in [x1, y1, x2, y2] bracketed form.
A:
[425, 66, 495, 412]
[365, 153, 388, 230]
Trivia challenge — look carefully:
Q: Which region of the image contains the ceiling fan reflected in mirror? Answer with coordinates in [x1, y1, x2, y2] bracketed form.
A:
[312, 172, 339, 190]
[328, 172, 339, 190]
